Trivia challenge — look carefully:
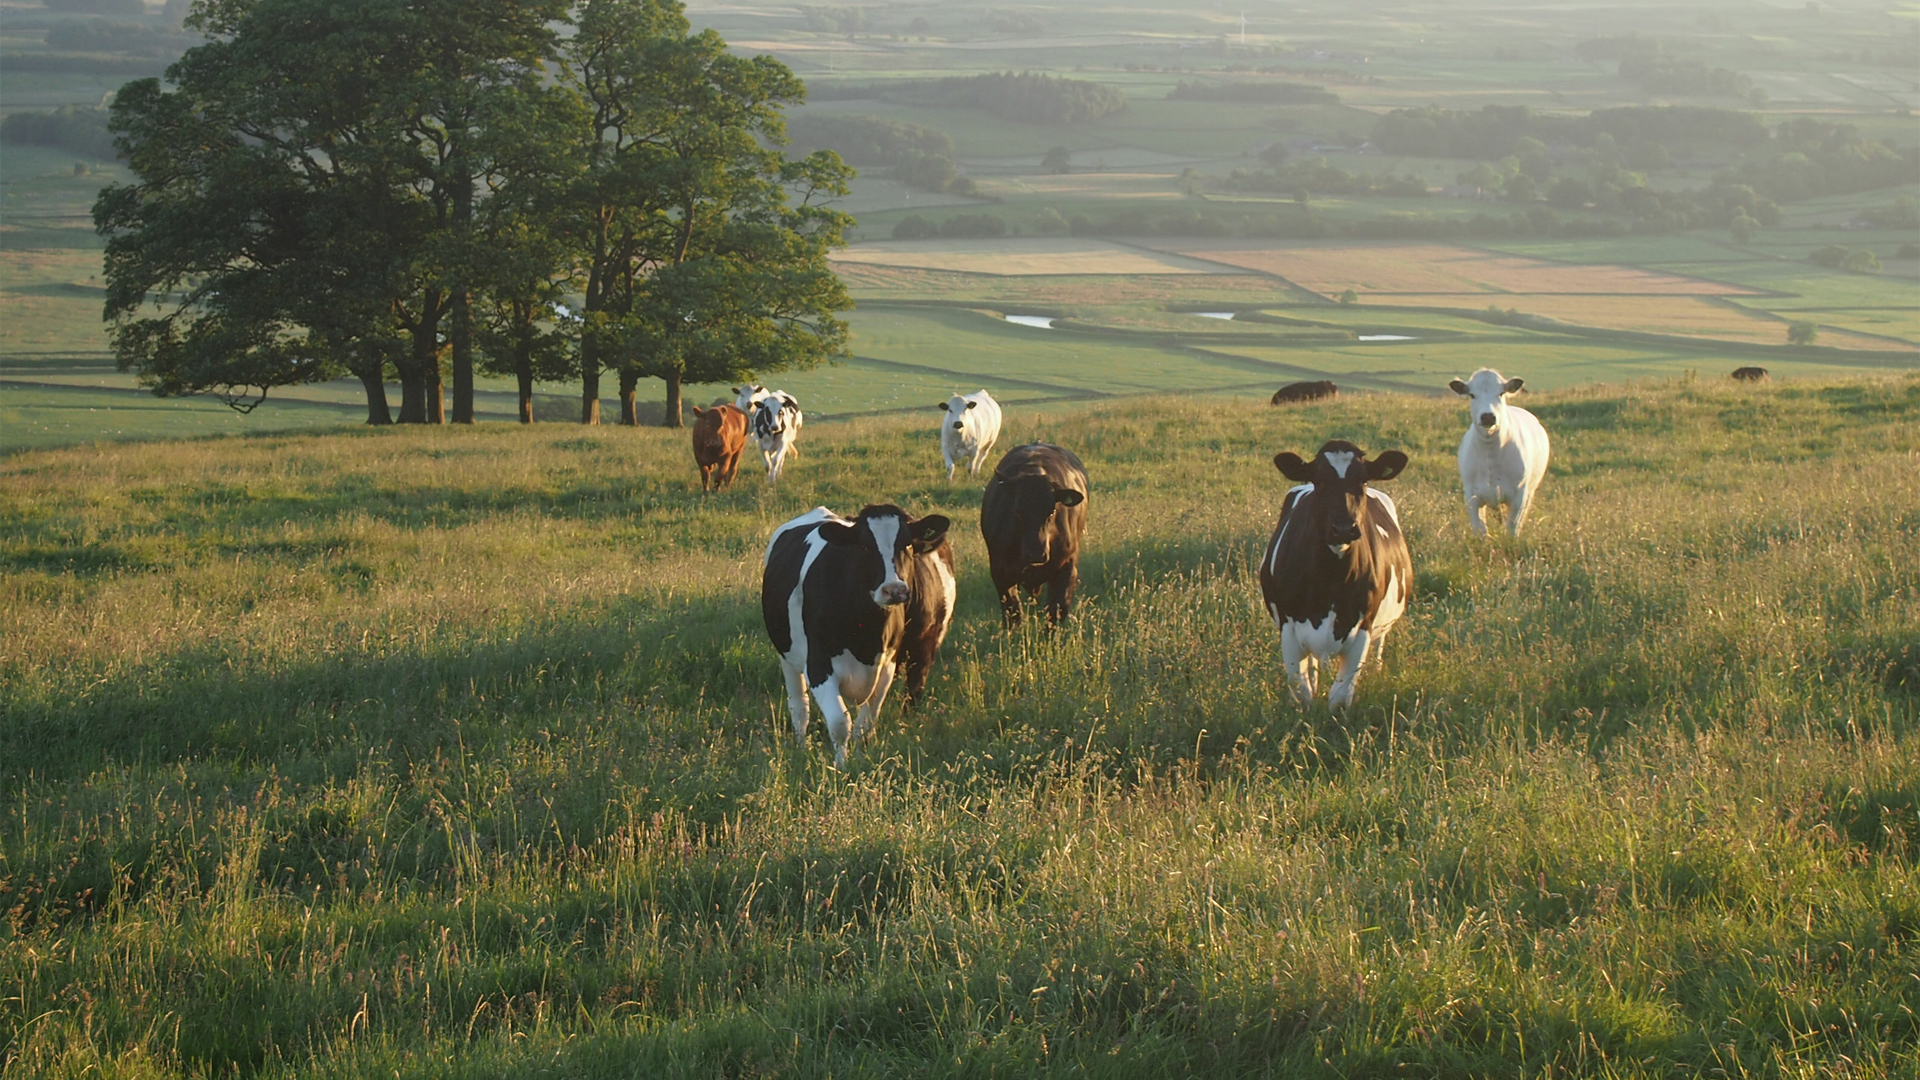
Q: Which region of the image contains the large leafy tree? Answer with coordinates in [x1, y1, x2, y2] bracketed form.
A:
[97, 0, 565, 424]
[565, 0, 852, 427]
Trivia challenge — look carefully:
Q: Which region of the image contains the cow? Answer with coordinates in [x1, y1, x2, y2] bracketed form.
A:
[1271, 380, 1338, 405]
[1449, 367, 1550, 538]
[1730, 366, 1770, 383]
[735, 384, 803, 433]
[980, 443, 1088, 627]
[689, 403, 747, 491]
[1259, 440, 1411, 710]
[762, 505, 953, 765]
[938, 389, 1003, 480]
[900, 533, 957, 707]
[751, 393, 803, 482]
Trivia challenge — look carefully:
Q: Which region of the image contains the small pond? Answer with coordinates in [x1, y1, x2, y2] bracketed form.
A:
[1194, 312, 1236, 320]
[1004, 315, 1057, 329]
[1357, 334, 1416, 341]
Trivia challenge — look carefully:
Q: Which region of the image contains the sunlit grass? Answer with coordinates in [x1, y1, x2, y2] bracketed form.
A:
[2, 374, 1917, 1077]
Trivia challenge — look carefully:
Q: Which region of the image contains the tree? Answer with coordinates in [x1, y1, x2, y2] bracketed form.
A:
[1729, 212, 1756, 243]
[97, 0, 568, 425]
[1787, 320, 1818, 345]
[1338, 289, 1358, 304]
[1842, 249, 1881, 274]
[1041, 146, 1071, 174]
[565, 0, 852, 427]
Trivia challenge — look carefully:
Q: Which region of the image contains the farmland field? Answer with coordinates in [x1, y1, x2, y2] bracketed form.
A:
[5, 377, 1918, 1077]
[1159, 242, 1766, 297]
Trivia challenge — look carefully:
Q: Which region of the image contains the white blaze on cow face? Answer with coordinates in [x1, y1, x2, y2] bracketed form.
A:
[1324, 450, 1355, 477]
[866, 514, 910, 606]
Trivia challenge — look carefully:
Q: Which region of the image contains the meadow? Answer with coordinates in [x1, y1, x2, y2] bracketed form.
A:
[4, 373, 1918, 1077]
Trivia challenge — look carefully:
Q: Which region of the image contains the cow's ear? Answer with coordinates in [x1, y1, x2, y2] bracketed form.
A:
[1448, 379, 1469, 396]
[1367, 451, 1408, 482]
[1503, 377, 1524, 394]
[1274, 452, 1314, 481]
[910, 514, 951, 551]
[818, 521, 861, 546]
[730, 386, 742, 394]
[1054, 488, 1084, 507]
[938, 401, 950, 411]
[965, 400, 977, 410]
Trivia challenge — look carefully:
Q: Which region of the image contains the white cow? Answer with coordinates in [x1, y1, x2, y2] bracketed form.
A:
[937, 389, 1002, 479]
[1450, 368, 1550, 537]
[751, 393, 803, 482]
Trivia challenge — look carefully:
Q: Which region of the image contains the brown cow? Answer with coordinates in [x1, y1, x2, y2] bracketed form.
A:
[1271, 380, 1338, 405]
[980, 443, 1088, 626]
[690, 404, 747, 491]
[1730, 366, 1770, 383]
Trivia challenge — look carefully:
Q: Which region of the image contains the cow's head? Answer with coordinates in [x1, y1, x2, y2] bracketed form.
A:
[753, 396, 792, 436]
[996, 474, 1085, 566]
[1449, 368, 1525, 435]
[818, 505, 952, 607]
[734, 384, 768, 411]
[937, 394, 979, 432]
[1274, 440, 1407, 557]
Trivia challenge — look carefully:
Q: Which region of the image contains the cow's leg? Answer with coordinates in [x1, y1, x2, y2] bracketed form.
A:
[1464, 494, 1489, 538]
[811, 678, 855, 766]
[1279, 624, 1316, 705]
[902, 644, 934, 707]
[1045, 565, 1078, 625]
[1506, 485, 1533, 537]
[993, 567, 1023, 628]
[944, 453, 956, 481]
[851, 658, 897, 750]
[1328, 629, 1372, 711]
[780, 660, 810, 746]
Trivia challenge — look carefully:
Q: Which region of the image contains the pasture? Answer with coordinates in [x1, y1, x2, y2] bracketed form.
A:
[4, 374, 1917, 1077]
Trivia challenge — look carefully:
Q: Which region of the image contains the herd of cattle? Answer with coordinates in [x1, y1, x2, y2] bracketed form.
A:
[689, 368, 1566, 765]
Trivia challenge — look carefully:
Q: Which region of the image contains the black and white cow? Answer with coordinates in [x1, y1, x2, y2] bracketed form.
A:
[762, 505, 953, 765]
[1259, 440, 1411, 710]
[751, 393, 803, 482]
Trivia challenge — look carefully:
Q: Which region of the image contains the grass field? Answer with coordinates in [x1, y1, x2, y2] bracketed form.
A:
[1160, 242, 1765, 297]
[5, 374, 1917, 1077]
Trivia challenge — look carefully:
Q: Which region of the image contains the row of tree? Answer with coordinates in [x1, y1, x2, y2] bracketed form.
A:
[96, 0, 853, 427]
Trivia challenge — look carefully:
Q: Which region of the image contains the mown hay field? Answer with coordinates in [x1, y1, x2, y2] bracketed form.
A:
[3, 374, 1917, 1078]
[830, 239, 1222, 276]
[1374, 294, 1916, 352]
[1163, 242, 1764, 297]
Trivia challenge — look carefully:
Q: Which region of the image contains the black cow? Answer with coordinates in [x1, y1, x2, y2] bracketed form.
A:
[1730, 366, 1770, 383]
[1271, 380, 1338, 405]
[762, 505, 952, 765]
[1258, 440, 1411, 710]
[981, 443, 1088, 626]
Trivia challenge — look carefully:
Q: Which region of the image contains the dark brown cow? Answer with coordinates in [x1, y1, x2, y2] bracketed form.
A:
[981, 443, 1088, 626]
[1730, 366, 1770, 383]
[1271, 380, 1338, 405]
[1260, 440, 1411, 710]
[690, 404, 747, 491]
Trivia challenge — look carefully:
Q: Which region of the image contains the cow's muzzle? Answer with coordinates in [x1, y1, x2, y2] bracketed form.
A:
[1478, 412, 1497, 429]
[1329, 523, 1362, 546]
[878, 582, 910, 606]
[953, 421, 965, 430]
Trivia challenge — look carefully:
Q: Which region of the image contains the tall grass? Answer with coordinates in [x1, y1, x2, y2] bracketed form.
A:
[2, 375, 1917, 1077]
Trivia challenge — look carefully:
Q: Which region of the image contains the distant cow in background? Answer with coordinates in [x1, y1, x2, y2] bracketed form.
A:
[751, 393, 803, 482]
[1730, 366, 1770, 383]
[689, 404, 747, 491]
[938, 389, 1003, 479]
[762, 505, 953, 765]
[981, 443, 1088, 626]
[1450, 368, 1550, 538]
[1260, 440, 1411, 710]
[1272, 380, 1338, 405]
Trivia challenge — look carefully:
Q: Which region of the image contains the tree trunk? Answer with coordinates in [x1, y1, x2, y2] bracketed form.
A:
[580, 334, 601, 425]
[450, 172, 474, 424]
[427, 364, 446, 424]
[399, 367, 426, 423]
[661, 370, 683, 428]
[517, 367, 534, 424]
[357, 365, 393, 425]
[619, 368, 640, 426]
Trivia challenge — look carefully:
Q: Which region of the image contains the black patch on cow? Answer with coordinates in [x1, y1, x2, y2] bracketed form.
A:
[981, 443, 1089, 626]
[1259, 440, 1411, 644]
